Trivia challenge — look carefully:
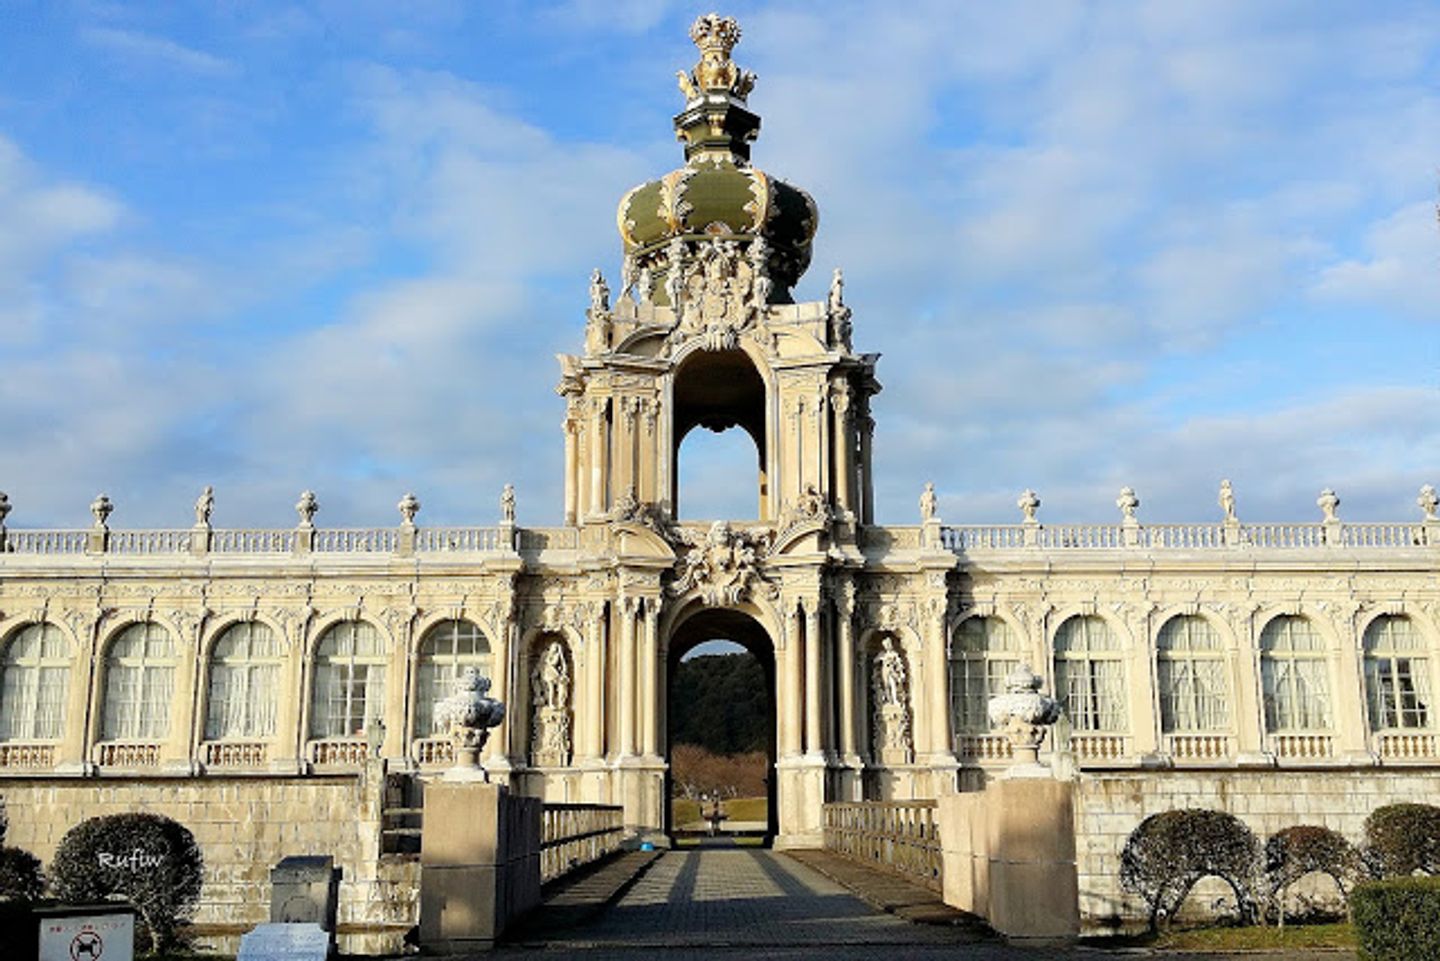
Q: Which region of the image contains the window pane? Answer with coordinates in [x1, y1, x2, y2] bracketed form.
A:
[416, 620, 491, 735]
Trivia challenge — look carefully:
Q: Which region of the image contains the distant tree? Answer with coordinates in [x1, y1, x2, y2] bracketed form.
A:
[1264, 825, 1362, 926]
[670, 652, 770, 755]
[1120, 809, 1261, 931]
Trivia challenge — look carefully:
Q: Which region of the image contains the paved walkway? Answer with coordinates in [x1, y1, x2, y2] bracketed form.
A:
[496, 849, 1356, 961]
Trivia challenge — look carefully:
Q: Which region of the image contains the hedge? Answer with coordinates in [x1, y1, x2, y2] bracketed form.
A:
[1119, 808, 1261, 930]
[1351, 877, 1440, 961]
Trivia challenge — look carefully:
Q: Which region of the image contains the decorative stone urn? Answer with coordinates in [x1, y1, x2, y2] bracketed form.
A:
[987, 663, 1062, 776]
[433, 667, 506, 782]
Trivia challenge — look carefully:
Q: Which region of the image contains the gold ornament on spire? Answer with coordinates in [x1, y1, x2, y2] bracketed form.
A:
[677, 13, 756, 102]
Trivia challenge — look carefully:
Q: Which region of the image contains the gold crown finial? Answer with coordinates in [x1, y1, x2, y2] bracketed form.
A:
[677, 13, 756, 102]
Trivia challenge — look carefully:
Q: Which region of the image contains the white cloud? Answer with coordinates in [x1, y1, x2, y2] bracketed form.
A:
[1311, 201, 1440, 321]
[80, 27, 236, 78]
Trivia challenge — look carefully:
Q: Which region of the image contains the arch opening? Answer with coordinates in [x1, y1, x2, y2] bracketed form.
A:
[672, 348, 768, 521]
[665, 606, 777, 845]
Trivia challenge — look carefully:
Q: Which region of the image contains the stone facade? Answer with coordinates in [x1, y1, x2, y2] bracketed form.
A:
[0, 14, 1436, 932]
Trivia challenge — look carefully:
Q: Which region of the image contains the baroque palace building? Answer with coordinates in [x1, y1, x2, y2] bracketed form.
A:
[1, 14, 1438, 932]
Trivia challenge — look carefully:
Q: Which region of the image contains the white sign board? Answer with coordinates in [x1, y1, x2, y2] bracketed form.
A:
[238, 922, 330, 961]
[38, 913, 134, 961]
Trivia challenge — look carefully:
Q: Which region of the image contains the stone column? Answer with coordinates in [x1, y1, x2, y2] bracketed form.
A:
[583, 608, 605, 760]
[588, 398, 606, 518]
[804, 598, 823, 756]
[781, 605, 803, 758]
[562, 404, 579, 526]
[1333, 606, 1370, 759]
[618, 597, 637, 757]
[925, 599, 956, 765]
[859, 410, 876, 525]
[837, 588, 857, 759]
[640, 600, 660, 758]
[832, 386, 852, 516]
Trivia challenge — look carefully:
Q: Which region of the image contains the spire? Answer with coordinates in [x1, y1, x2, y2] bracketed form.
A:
[673, 13, 761, 162]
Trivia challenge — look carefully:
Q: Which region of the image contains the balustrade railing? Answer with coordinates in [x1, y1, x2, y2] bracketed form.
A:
[1268, 733, 1334, 760]
[1069, 733, 1129, 764]
[1145, 524, 1228, 549]
[107, 529, 193, 554]
[312, 528, 398, 553]
[541, 803, 624, 884]
[1242, 524, 1326, 549]
[202, 741, 269, 768]
[933, 519, 1437, 555]
[410, 737, 454, 768]
[822, 800, 942, 892]
[0, 742, 56, 768]
[309, 738, 369, 767]
[94, 741, 162, 768]
[1375, 732, 1438, 761]
[3, 530, 89, 554]
[211, 529, 295, 553]
[1165, 733, 1234, 762]
[954, 734, 1014, 763]
[519, 527, 578, 551]
[416, 526, 506, 553]
[1343, 523, 1425, 548]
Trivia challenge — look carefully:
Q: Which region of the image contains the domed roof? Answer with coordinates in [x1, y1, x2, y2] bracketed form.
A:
[614, 14, 818, 302]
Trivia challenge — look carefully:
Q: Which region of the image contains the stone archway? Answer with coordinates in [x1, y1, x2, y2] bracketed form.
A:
[664, 606, 778, 844]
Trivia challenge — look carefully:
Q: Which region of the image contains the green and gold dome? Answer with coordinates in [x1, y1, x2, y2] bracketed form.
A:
[616, 14, 818, 304]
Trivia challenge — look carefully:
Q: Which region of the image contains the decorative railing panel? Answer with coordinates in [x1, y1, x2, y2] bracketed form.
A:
[0, 742, 56, 768]
[519, 527, 578, 551]
[202, 741, 269, 768]
[541, 803, 624, 884]
[211, 529, 295, 553]
[1343, 523, 1425, 548]
[3, 530, 89, 554]
[942, 526, 1025, 550]
[1269, 733, 1334, 760]
[1375, 732, 1439, 761]
[416, 526, 506, 553]
[1069, 733, 1129, 764]
[94, 741, 162, 767]
[1145, 525, 1228, 549]
[1242, 524, 1326, 549]
[312, 528, 398, 553]
[954, 734, 1014, 763]
[1165, 733, 1234, 762]
[822, 800, 942, 893]
[410, 737, 454, 768]
[107, 529, 192, 554]
[309, 738, 368, 766]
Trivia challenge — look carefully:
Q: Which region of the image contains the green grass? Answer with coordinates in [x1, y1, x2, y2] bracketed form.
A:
[1140, 922, 1356, 951]
[670, 796, 767, 827]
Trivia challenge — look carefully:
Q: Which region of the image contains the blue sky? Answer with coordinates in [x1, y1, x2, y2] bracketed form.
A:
[1, 1, 1437, 531]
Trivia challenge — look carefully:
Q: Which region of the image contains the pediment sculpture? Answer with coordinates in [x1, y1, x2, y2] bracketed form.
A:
[669, 520, 776, 606]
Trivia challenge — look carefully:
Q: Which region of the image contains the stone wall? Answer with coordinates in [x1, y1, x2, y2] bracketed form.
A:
[0, 768, 419, 953]
[1073, 767, 1440, 929]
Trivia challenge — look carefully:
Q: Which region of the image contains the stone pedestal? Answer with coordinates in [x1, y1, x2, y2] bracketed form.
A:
[418, 782, 541, 952]
[875, 703, 913, 766]
[270, 855, 341, 945]
[939, 778, 1079, 945]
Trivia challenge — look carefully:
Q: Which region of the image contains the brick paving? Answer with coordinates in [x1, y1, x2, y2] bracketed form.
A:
[493, 849, 1355, 961]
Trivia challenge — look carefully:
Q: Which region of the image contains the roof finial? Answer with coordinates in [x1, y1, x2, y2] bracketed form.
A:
[677, 13, 755, 102]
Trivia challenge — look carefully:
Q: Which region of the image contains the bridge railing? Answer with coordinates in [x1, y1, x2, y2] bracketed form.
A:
[541, 802, 625, 884]
[822, 800, 942, 893]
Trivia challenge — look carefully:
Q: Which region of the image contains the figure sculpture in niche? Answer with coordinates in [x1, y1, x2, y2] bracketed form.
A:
[530, 639, 573, 767]
[871, 637, 913, 763]
[875, 636, 907, 706]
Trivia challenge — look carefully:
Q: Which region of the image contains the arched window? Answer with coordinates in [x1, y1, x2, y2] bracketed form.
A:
[0, 623, 71, 741]
[205, 621, 281, 740]
[1363, 616, 1431, 731]
[1053, 616, 1125, 732]
[416, 620, 491, 735]
[1157, 616, 1229, 733]
[1260, 616, 1330, 732]
[949, 617, 1021, 735]
[101, 622, 176, 740]
[311, 621, 387, 739]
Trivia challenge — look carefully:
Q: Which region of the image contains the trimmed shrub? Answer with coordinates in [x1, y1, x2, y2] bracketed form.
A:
[51, 813, 203, 951]
[0, 846, 44, 902]
[1351, 877, 1440, 961]
[1120, 808, 1261, 930]
[1364, 803, 1440, 878]
[1265, 824, 1361, 923]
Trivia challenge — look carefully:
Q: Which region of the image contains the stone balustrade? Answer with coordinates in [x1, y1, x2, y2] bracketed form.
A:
[540, 803, 624, 884]
[0, 742, 56, 768]
[822, 800, 942, 892]
[941, 519, 1436, 554]
[203, 740, 269, 768]
[93, 741, 162, 768]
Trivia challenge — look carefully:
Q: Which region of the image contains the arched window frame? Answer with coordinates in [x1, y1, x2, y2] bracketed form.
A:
[0, 622, 72, 741]
[948, 616, 1022, 737]
[1156, 615, 1230, 734]
[1259, 615, 1332, 733]
[1053, 615, 1126, 733]
[204, 620, 282, 741]
[309, 620, 388, 740]
[415, 619, 492, 737]
[101, 622, 177, 741]
[1362, 615, 1432, 732]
